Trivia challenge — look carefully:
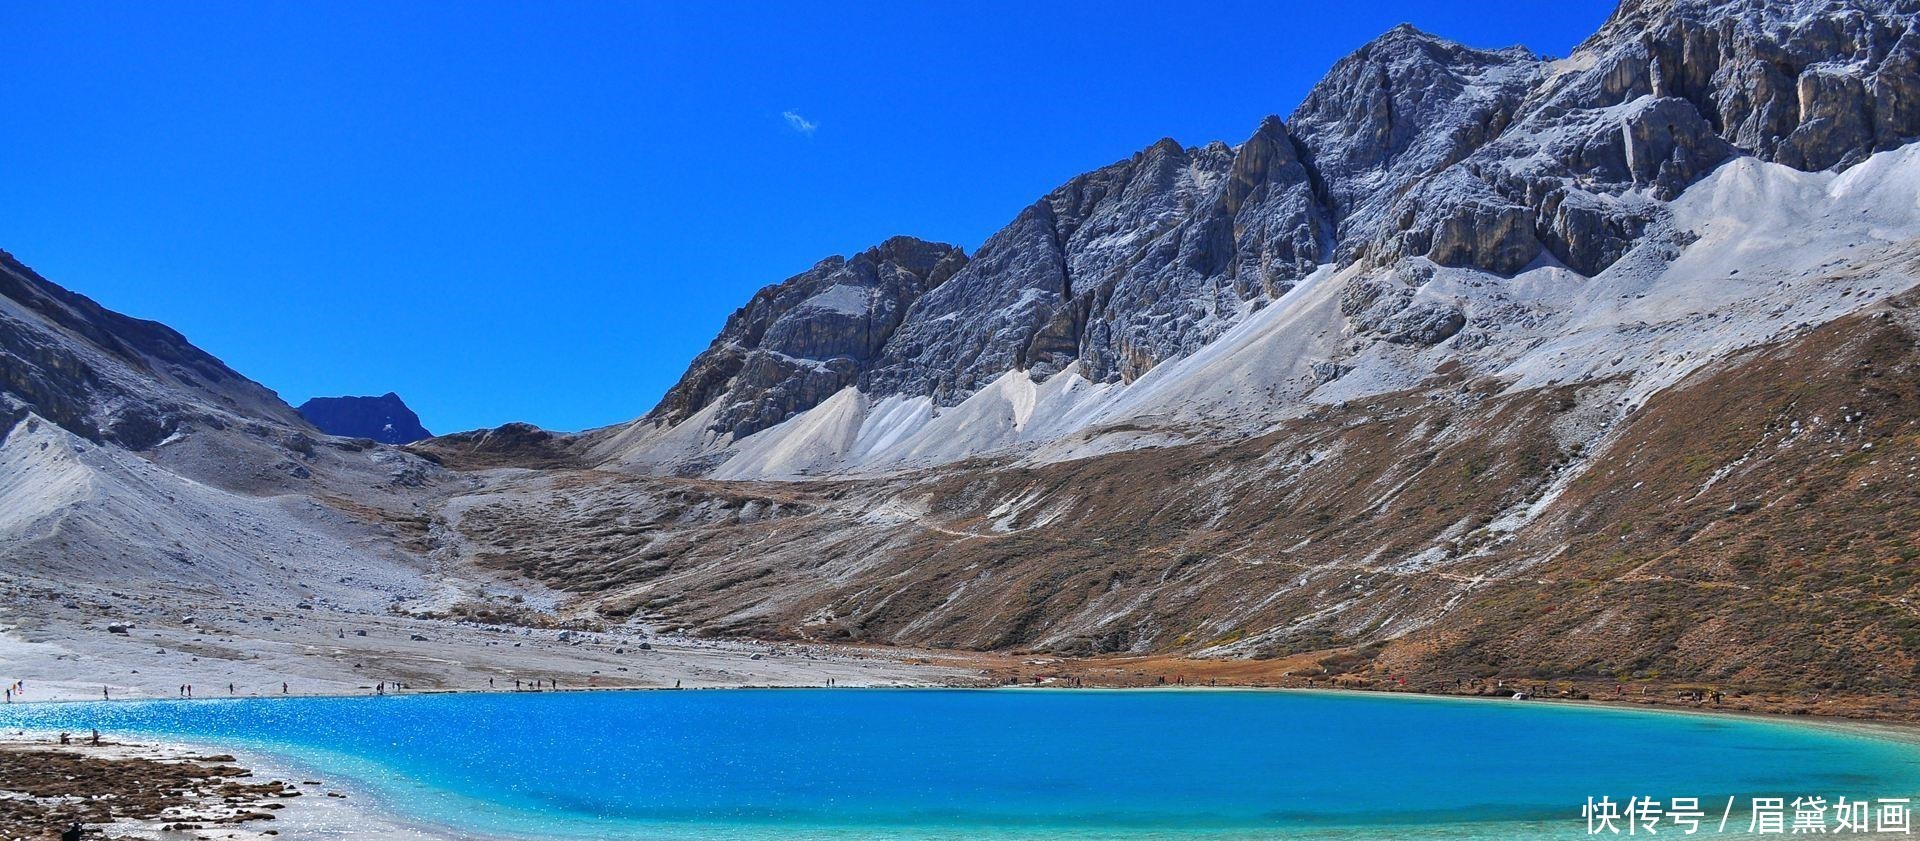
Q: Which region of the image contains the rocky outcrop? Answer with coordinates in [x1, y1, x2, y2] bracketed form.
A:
[851, 27, 1543, 398]
[1287, 24, 1543, 261]
[646, 236, 966, 439]
[1608, 0, 1920, 168]
[1078, 120, 1329, 383]
[858, 201, 1084, 403]
[1369, 0, 1918, 276]
[1339, 271, 1468, 347]
[298, 393, 432, 444]
[861, 122, 1333, 396]
[409, 422, 581, 470]
[630, 0, 1920, 456]
[0, 250, 307, 450]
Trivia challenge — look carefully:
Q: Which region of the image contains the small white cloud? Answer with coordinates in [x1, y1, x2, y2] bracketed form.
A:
[783, 110, 818, 136]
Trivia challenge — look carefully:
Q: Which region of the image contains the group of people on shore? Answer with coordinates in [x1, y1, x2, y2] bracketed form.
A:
[493, 677, 559, 691]
[95, 681, 291, 701]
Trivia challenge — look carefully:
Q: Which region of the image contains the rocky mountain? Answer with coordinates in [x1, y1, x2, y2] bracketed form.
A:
[0, 251, 449, 603]
[596, 0, 1920, 479]
[450, 138, 1920, 671]
[7, 0, 1920, 710]
[1367, 0, 1920, 276]
[500, 0, 1920, 700]
[0, 249, 307, 451]
[645, 236, 967, 442]
[299, 393, 432, 444]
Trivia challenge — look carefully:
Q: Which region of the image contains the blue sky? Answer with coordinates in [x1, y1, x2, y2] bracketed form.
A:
[2, 1, 1614, 433]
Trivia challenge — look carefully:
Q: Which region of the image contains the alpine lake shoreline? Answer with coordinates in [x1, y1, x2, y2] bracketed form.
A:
[8, 654, 1920, 841]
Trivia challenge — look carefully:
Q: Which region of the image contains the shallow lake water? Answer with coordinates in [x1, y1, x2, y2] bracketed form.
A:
[5, 688, 1918, 839]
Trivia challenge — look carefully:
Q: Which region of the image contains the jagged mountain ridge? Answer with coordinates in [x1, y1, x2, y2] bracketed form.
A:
[604, 0, 1920, 477]
[6, 0, 1920, 708]
[0, 249, 308, 451]
[1370, 0, 1920, 276]
[645, 237, 967, 442]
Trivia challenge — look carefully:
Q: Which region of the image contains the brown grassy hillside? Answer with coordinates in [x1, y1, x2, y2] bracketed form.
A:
[438, 294, 1920, 711]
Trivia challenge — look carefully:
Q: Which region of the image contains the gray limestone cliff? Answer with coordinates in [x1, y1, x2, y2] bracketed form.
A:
[639, 0, 1920, 441]
[0, 249, 309, 450]
[646, 236, 967, 439]
[1371, 0, 1920, 276]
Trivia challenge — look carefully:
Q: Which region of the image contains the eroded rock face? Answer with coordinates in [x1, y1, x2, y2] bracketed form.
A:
[1371, 0, 1917, 277]
[0, 250, 307, 450]
[859, 200, 1081, 404]
[643, 0, 1920, 442]
[1287, 24, 1544, 261]
[860, 27, 1542, 398]
[1340, 271, 1467, 347]
[647, 236, 966, 439]
[862, 136, 1296, 398]
[1076, 121, 1329, 383]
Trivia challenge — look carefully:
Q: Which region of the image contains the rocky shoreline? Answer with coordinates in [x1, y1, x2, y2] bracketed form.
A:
[1, 733, 304, 841]
[0, 731, 455, 841]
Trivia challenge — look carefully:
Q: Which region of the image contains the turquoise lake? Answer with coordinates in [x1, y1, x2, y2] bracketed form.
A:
[4, 689, 1918, 839]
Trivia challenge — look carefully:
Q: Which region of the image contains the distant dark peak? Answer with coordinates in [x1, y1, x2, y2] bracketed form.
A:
[297, 393, 431, 444]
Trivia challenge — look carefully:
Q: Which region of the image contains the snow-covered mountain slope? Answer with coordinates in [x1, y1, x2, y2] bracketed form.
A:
[596, 0, 1920, 479]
